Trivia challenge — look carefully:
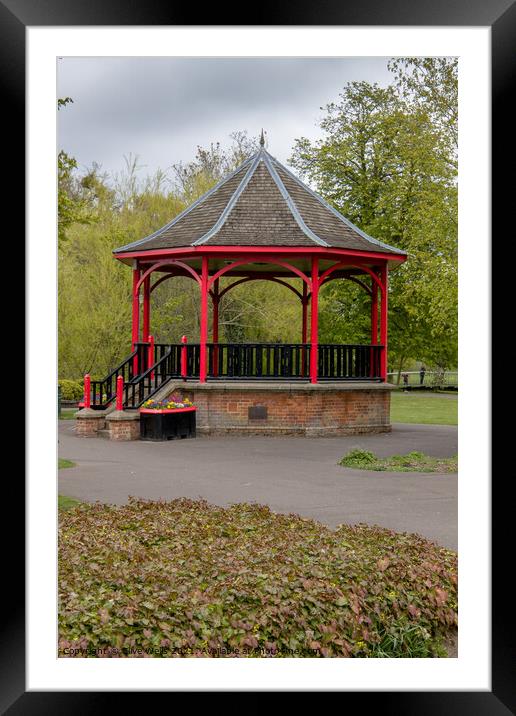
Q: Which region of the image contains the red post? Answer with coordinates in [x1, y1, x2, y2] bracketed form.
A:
[181, 335, 188, 381]
[310, 258, 319, 384]
[370, 280, 378, 377]
[371, 280, 378, 345]
[143, 275, 150, 342]
[199, 255, 209, 383]
[84, 374, 91, 409]
[380, 263, 388, 381]
[148, 334, 155, 377]
[131, 265, 140, 374]
[212, 278, 219, 377]
[301, 281, 308, 376]
[116, 374, 124, 411]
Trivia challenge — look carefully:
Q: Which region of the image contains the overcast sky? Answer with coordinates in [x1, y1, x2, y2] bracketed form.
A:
[57, 57, 392, 181]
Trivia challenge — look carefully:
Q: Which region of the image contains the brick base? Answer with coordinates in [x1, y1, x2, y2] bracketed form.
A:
[106, 411, 141, 441]
[166, 382, 392, 436]
[75, 409, 106, 437]
[75, 385, 392, 439]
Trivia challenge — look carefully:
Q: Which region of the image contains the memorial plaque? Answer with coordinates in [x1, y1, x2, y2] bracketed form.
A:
[248, 405, 268, 420]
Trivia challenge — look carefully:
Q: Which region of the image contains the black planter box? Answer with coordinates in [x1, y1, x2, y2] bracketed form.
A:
[140, 408, 197, 441]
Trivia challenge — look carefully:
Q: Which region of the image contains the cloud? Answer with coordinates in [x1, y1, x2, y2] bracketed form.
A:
[57, 56, 392, 177]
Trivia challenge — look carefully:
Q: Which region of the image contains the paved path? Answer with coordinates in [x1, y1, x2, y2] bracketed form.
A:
[58, 422, 457, 550]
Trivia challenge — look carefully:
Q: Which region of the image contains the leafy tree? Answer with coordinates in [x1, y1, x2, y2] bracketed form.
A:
[57, 132, 298, 378]
[388, 57, 458, 169]
[290, 61, 457, 373]
[172, 130, 259, 203]
[57, 98, 98, 245]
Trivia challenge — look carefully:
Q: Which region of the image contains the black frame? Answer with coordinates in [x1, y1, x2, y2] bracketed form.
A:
[13, 0, 508, 708]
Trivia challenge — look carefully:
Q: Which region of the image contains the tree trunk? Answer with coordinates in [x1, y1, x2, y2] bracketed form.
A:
[396, 355, 405, 385]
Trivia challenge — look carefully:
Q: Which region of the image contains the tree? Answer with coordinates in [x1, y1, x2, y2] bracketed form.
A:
[58, 131, 298, 378]
[172, 130, 259, 203]
[57, 98, 98, 245]
[290, 61, 458, 372]
[388, 57, 458, 169]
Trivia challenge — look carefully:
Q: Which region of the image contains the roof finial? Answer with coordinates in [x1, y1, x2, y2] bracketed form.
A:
[260, 129, 265, 148]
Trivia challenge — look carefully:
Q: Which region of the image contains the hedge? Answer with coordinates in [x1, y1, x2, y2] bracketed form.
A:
[59, 499, 457, 658]
[58, 379, 84, 401]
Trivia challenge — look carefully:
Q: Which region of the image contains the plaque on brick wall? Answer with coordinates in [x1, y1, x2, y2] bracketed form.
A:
[248, 405, 268, 420]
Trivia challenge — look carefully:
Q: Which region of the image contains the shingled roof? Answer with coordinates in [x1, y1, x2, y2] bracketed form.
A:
[114, 146, 405, 256]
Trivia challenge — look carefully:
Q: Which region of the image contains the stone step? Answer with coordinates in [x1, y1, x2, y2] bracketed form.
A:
[96, 429, 111, 439]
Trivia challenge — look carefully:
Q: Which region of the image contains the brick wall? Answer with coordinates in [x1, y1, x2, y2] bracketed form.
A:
[75, 387, 392, 439]
[107, 418, 141, 441]
[75, 415, 105, 437]
[172, 386, 391, 436]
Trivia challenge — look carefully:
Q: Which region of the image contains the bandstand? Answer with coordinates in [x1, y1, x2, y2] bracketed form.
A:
[78, 135, 407, 437]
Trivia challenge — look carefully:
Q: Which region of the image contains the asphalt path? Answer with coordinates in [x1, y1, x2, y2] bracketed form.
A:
[58, 421, 457, 549]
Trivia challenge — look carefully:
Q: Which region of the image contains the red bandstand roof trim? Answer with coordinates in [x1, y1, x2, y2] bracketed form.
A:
[114, 245, 406, 264]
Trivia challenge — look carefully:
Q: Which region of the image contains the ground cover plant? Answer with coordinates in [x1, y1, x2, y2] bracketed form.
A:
[339, 449, 457, 473]
[59, 498, 457, 658]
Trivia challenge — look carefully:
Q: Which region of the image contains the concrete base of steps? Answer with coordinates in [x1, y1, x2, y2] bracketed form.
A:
[75, 408, 141, 440]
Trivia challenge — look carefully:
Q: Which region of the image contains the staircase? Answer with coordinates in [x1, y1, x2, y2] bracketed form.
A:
[88, 342, 184, 410]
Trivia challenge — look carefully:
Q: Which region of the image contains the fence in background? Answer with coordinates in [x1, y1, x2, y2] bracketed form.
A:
[387, 370, 458, 388]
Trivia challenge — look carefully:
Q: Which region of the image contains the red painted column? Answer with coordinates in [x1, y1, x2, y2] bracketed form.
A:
[181, 335, 188, 381]
[131, 265, 140, 350]
[83, 374, 91, 409]
[302, 281, 308, 344]
[301, 281, 308, 377]
[380, 263, 388, 381]
[310, 257, 319, 384]
[143, 275, 150, 342]
[212, 278, 219, 377]
[131, 264, 140, 374]
[116, 374, 124, 411]
[371, 280, 378, 344]
[370, 279, 378, 377]
[199, 255, 209, 383]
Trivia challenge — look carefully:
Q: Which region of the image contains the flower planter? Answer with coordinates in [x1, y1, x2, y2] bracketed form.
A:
[139, 407, 197, 441]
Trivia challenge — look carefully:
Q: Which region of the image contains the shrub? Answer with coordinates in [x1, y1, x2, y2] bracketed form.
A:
[339, 449, 458, 473]
[58, 379, 84, 401]
[339, 448, 378, 468]
[59, 499, 457, 658]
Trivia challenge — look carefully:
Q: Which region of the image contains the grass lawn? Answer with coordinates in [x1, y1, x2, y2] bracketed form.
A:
[59, 458, 76, 469]
[59, 409, 78, 421]
[390, 392, 457, 425]
[339, 449, 457, 473]
[58, 495, 81, 511]
[59, 458, 80, 510]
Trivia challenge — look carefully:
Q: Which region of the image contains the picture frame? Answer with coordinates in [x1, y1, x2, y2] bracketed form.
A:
[7, 0, 507, 707]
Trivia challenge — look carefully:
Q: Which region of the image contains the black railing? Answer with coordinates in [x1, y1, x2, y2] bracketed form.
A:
[88, 342, 384, 410]
[90, 342, 150, 409]
[153, 343, 201, 376]
[207, 343, 310, 380]
[123, 345, 183, 409]
[318, 344, 383, 381]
